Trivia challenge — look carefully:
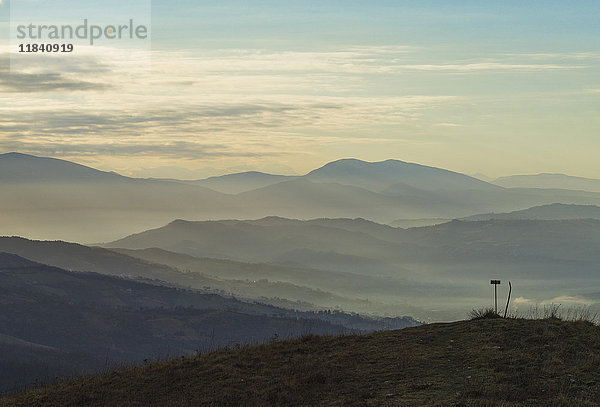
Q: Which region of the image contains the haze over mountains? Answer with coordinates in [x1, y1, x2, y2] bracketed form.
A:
[462, 203, 600, 221]
[3, 152, 600, 242]
[494, 173, 600, 192]
[0, 236, 416, 318]
[3, 151, 600, 393]
[101, 216, 600, 323]
[4, 152, 600, 314]
[0, 249, 418, 391]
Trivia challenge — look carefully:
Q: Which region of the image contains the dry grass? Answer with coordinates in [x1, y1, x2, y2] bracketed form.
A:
[3, 318, 600, 406]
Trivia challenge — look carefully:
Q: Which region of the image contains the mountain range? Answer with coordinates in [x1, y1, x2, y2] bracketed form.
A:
[0, 250, 419, 391]
[101, 216, 600, 321]
[3, 151, 600, 394]
[0, 236, 419, 317]
[462, 203, 600, 221]
[494, 173, 600, 192]
[3, 152, 600, 242]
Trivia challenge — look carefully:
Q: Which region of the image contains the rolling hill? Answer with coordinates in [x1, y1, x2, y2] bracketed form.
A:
[4, 153, 600, 242]
[0, 236, 424, 321]
[192, 171, 294, 194]
[236, 178, 434, 222]
[105, 217, 408, 266]
[0, 251, 420, 392]
[494, 173, 600, 192]
[462, 203, 600, 221]
[105, 217, 600, 320]
[107, 217, 600, 268]
[109, 246, 439, 318]
[305, 158, 500, 192]
[0, 152, 125, 183]
[190, 158, 499, 194]
[3, 318, 600, 406]
[0, 153, 236, 242]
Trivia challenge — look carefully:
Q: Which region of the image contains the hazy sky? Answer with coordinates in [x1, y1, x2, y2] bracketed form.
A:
[0, 0, 598, 179]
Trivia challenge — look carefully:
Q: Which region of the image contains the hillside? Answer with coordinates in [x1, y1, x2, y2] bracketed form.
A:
[305, 158, 500, 192]
[0, 152, 125, 183]
[104, 217, 600, 320]
[494, 173, 600, 192]
[191, 158, 498, 194]
[0, 252, 363, 392]
[236, 178, 420, 222]
[0, 237, 425, 318]
[4, 153, 600, 242]
[193, 171, 294, 194]
[0, 153, 234, 242]
[4, 318, 600, 406]
[462, 203, 600, 221]
[107, 217, 600, 275]
[0, 251, 412, 392]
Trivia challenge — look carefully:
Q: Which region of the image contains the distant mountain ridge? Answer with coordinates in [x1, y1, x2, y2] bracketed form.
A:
[176, 158, 500, 194]
[462, 203, 600, 221]
[0, 152, 125, 183]
[192, 171, 294, 194]
[305, 158, 500, 192]
[107, 216, 600, 267]
[3, 152, 600, 241]
[103, 214, 600, 321]
[0, 236, 424, 320]
[493, 173, 600, 192]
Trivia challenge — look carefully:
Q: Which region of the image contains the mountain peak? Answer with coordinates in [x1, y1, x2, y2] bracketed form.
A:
[0, 152, 125, 183]
[0, 152, 37, 158]
[306, 158, 498, 192]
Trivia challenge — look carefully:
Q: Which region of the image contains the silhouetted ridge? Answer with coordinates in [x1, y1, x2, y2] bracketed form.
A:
[4, 318, 600, 406]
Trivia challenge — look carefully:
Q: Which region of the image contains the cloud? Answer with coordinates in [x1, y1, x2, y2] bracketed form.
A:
[0, 94, 459, 142]
[513, 297, 533, 305]
[0, 43, 591, 172]
[140, 48, 584, 78]
[548, 295, 592, 306]
[512, 295, 593, 307]
[434, 123, 463, 128]
[500, 52, 600, 61]
[396, 63, 583, 72]
[0, 72, 110, 92]
[0, 139, 265, 159]
[0, 53, 112, 92]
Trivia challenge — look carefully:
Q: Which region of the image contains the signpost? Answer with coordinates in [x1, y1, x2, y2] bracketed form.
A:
[490, 280, 501, 314]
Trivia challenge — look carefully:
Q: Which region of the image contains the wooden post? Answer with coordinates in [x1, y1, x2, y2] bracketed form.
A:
[490, 280, 501, 314]
[503, 281, 512, 318]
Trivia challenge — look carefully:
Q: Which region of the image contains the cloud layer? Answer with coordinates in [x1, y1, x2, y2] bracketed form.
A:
[0, 43, 598, 177]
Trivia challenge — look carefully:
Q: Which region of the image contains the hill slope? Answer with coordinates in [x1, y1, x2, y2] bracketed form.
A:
[305, 158, 500, 192]
[104, 217, 600, 320]
[0, 152, 124, 183]
[4, 318, 600, 406]
[4, 153, 600, 241]
[107, 217, 600, 270]
[0, 237, 428, 319]
[462, 203, 600, 221]
[494, 173, 600, 192]
[0, 252, 370, 392]
[194, 171, 294, 194]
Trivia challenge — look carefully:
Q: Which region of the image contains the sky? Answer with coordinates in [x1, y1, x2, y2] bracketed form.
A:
[0, 0, 598, 179]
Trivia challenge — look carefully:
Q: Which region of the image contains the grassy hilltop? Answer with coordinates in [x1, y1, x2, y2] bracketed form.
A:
[3, 318, 600, 407]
